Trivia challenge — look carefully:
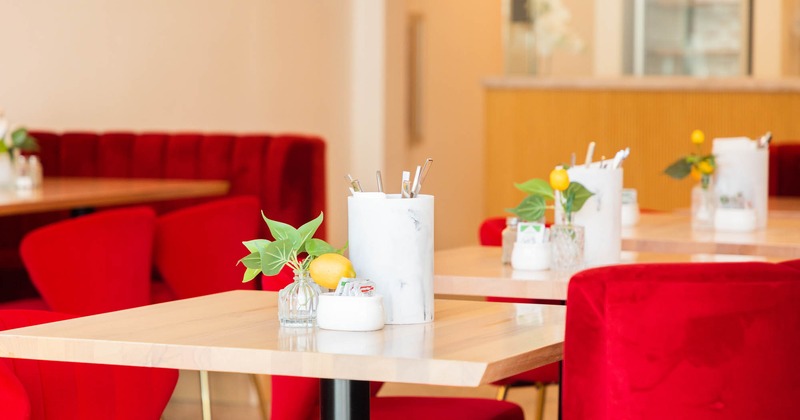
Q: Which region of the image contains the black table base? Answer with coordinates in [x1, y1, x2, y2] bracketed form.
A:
[321, 378, 370, 420]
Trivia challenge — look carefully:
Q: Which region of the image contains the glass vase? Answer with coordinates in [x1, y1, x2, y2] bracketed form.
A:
[550, 224, 585, 273]
[691, 183, 716, 230]
[278, 271, 321, 328]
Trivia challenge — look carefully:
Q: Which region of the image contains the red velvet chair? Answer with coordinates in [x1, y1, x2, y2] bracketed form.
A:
[0, 309, 178, 419]
[270, 375, 524, 420]
[563, 261, 800, 420]
[20, 206, 157, 316]
[153, 195, 260, 299]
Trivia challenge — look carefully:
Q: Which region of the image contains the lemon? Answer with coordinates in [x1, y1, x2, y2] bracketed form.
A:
[691, 129, 705, 145]
[308, 253, 356, 290]
[549, 168, 570, 192]
[697, 160, 714, 175]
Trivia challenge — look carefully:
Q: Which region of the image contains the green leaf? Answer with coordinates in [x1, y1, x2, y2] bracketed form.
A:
[513, 179, 554, 200]
[261, 211, 301, 249]
[238, 251, 261, 269]
[663, 158, 692, 180]
[506, 195, 547, 222]
[567, 182, 594, 213]
[304, 238, 337, 257]
[242, 239, 270, 253]
[297, 212, 323, 248]
[260, 239, 294, 276]
[337, 240, 349, 255]
[242, 267, 261, 283]
[11, 128, 38, 152]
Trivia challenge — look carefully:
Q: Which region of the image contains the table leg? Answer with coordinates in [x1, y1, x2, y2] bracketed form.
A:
[200, 370, 212, 420]
[320, 379, 370, 420]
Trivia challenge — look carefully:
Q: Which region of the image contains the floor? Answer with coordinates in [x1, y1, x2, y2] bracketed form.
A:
[163, 370, 560, 420]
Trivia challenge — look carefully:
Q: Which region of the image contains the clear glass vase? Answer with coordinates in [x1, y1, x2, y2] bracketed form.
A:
[550, 223, 585, 273]
[691, 183, 716, 230]
[278, 271, 321, 328]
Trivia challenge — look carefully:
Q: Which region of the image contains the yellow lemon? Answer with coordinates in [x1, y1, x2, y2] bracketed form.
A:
[697, 160, 714, 175]
[691, 129, 705, 145]
[308, 253, 356, 290]
[549, 168, 570, 192]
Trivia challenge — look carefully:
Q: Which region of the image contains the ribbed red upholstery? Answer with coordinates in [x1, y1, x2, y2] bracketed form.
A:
[154, 196, 260, 299]
[769, 143, 800, 197]
[563, 262, 800, 420]
[270, 376, 524, 420]
[0, 309, 178, 419]
[20, 207, 156, 316]
[1, 130, 325, 306]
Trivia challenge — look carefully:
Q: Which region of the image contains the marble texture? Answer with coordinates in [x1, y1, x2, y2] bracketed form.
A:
[556, 166, 623, 267]
[348, 193, 434, 324]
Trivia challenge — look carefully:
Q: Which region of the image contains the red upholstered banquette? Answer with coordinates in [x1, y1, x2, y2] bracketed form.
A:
[0, 131, 326, 302]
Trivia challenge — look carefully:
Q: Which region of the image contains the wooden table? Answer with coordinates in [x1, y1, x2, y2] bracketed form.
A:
[435, 246, 777, 303]
[622, 212, 800, 258]
[0, 290, 565, 419]
[0, 177, 230, 217]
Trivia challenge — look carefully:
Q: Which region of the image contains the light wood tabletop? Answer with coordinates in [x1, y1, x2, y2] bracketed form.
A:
[622, 212, 800, 258]
[0, 290, 564, 388]
[0, 177, 230, 217]
[435, 246, 777, 302]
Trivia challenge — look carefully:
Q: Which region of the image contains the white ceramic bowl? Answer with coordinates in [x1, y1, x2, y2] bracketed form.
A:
[714, 208, 757, 232]
[317, 293, 385, 331]
[511, 242, 550, 271]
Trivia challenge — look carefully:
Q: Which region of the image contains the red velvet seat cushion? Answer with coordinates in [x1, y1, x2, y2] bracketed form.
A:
[0, 309, 178, 420]
[563, 262, 800, 420]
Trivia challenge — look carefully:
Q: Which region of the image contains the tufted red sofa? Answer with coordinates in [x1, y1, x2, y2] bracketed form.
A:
[769, 143, 800, 197]
[0, 131, 326, 302]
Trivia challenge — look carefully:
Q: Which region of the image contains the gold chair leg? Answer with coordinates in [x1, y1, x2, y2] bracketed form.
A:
[199, 370, 212, 420]
[534, 383, 546, 420]
[250, 374, 270, 420]
[495, 384, 510, 400]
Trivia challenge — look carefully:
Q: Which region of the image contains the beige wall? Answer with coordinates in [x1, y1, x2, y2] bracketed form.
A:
[405, 0, 504, 249]
[0, 0, 354, 245]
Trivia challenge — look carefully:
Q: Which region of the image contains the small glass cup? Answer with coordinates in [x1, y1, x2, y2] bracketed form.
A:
[550, 224, 585, 273]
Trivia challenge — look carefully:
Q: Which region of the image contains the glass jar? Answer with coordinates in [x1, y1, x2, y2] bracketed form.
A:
[501, 217, 519, 264]
[691, 183, 716, 230]
[278, 271, 321, 328]
[549, 224, 585, 273]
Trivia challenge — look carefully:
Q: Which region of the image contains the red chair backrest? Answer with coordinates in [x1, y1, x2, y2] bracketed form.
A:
[769, 143, 800, 197]
[20, 207, 156, 316]
[479, 217, 506, 246]
[563, 262, 800, 420]
[0, 309, 178, 420]
[154, 196, 260, 298]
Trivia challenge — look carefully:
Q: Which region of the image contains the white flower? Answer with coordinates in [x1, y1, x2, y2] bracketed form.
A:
[532, 0, 584, 57]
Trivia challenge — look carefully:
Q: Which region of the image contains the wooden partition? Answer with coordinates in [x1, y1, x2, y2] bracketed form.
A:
[484, 77, 800, 218]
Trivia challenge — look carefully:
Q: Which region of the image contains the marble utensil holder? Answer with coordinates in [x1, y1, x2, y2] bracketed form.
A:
[712, 137, 768, 229]
[347, 193, 434, 324]
[557, 165, 623, 267]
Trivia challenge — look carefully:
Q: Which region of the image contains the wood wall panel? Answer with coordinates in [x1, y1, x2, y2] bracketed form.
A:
[484, 88, 800, 218]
